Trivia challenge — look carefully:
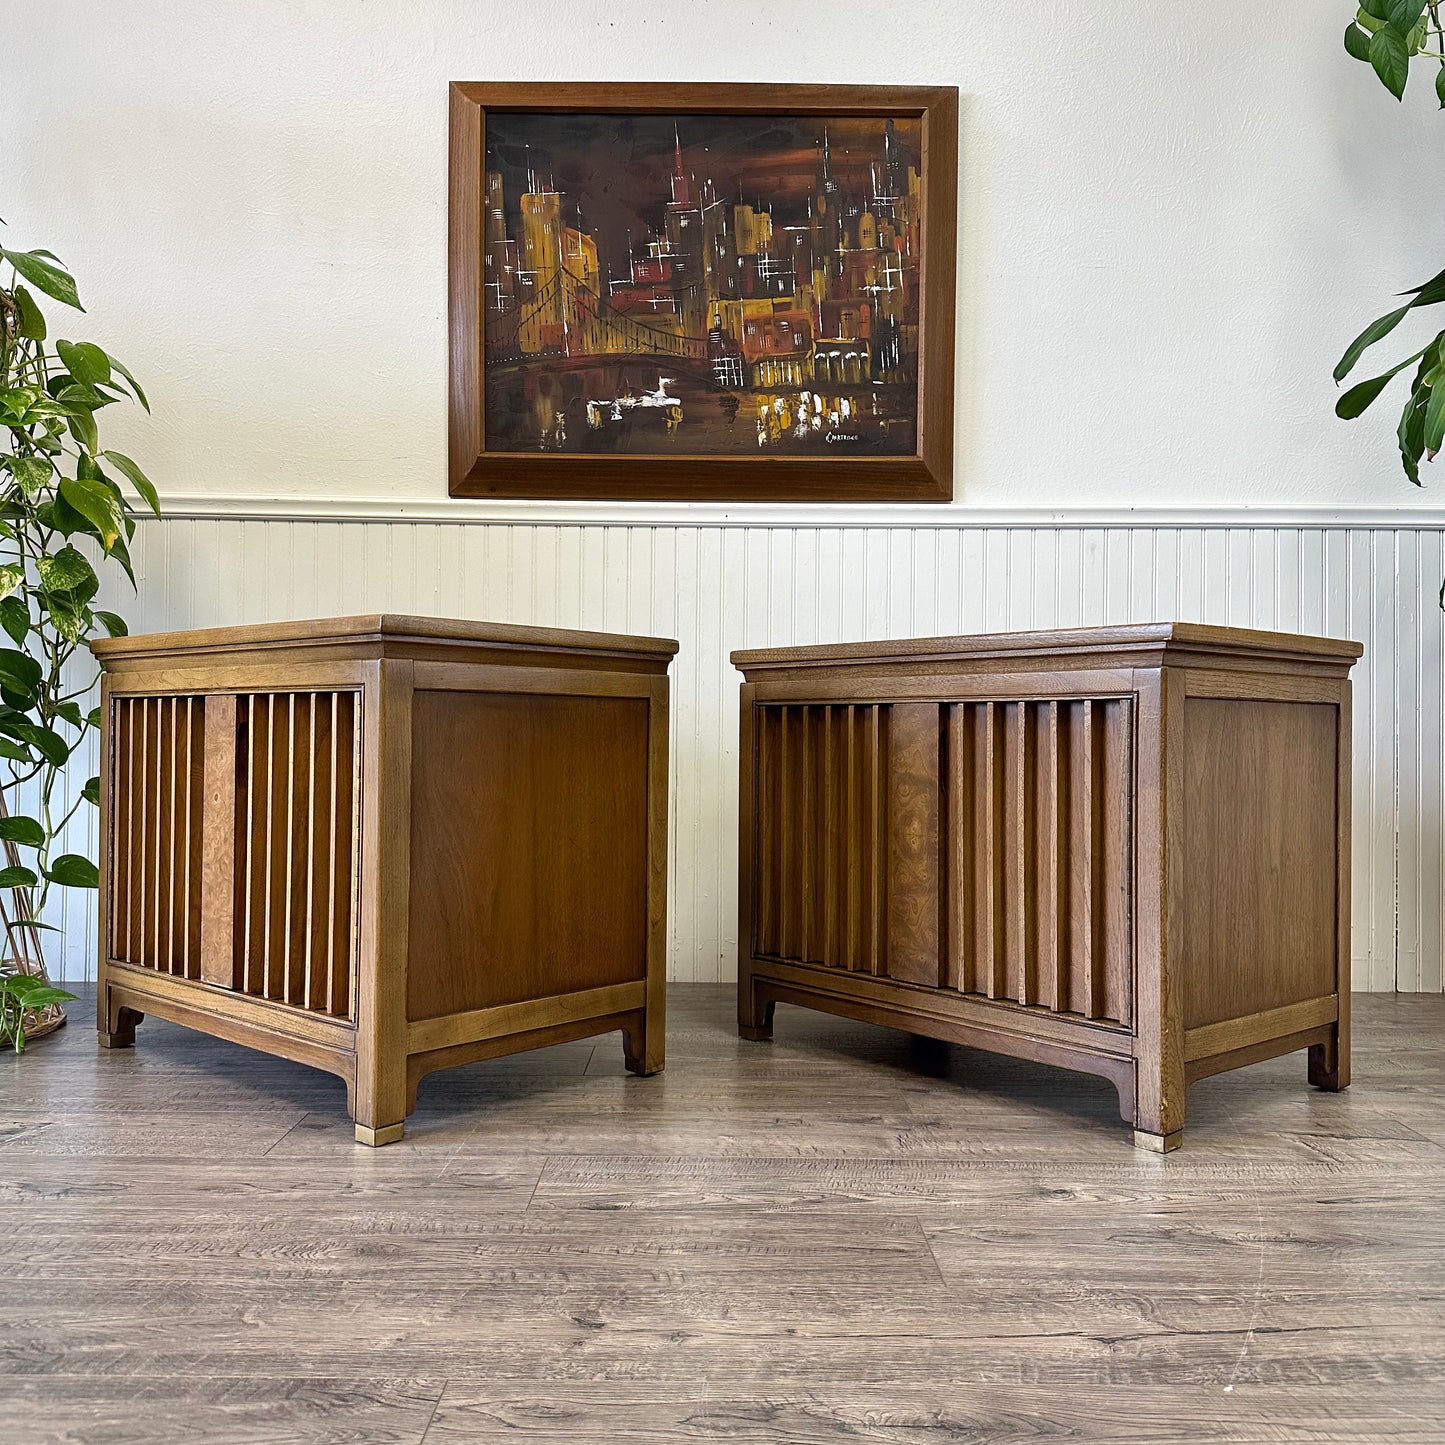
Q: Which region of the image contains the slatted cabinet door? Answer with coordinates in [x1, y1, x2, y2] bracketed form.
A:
[108, 689, 361, 1021]
[750, 693, 1132, 1024]
[108, 695, 205, 980]
[945, 697, 1132, 1024]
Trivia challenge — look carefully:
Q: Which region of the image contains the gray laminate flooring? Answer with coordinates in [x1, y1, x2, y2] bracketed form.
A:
[2, 985, 1443, 1443]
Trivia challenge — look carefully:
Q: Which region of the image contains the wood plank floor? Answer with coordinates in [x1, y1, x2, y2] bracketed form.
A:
[2, 985, 1443, 1443]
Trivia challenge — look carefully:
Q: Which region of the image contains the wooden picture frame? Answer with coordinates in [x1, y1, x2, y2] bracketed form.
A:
[449, 82, 958, 502]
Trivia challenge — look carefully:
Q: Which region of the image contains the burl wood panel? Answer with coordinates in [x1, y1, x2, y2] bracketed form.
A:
[1181, 698, 1339, 1030]
[735, 623, 1362, 1152]
[406, 691, 650, 1020]
[94, 615, 676, 1146]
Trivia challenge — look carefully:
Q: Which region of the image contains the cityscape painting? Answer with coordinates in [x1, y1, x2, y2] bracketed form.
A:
[449, 85, 958, 500]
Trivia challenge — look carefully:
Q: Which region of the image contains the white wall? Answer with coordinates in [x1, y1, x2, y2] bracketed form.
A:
[5, 2, 1445, 987]
[6, 0, 1445, 510]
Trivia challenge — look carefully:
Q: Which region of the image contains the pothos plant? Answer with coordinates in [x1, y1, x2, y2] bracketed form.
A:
[1337, 4, 1445, 532]
[0, 225, 161, 1049]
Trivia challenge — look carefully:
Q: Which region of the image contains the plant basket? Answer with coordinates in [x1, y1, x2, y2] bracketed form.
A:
[0, 791, 63, 1040]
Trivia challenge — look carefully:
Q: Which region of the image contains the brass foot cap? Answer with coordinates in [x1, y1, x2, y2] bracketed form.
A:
[1133, 1129, 1184, 1153]
[355, 1122, 405, 1147]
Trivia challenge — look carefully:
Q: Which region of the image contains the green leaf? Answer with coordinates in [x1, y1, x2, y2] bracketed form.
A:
[0, 974, 48, 1001]
[0, 565, 23, 602]
[7, 721, 70, 766]
[105, 530, 137, 587]
[46, 854, 98, 888]
[0, 248, 82, 310]
[5, 983, 75, 1011]
[0, 598, 29, 647]
[58, 474, 123, 548]
[101, 452, 160, 517]
[82, 775, 100, 806]
[105, 354, 149, 413]
[66, 408, 98, 455]
[1388, 0, 1427, 31]
[1424, 374, 1445, 455]
[45, 597, 91, 645]
[42, 489, 90, 539]
[1399, 394, 1426, 484]
[0, 975, 75, 1006]
[55, 339, 111, 387]
[94, 610, 128, 638]
[36, 545, 98, 599]
[13, 285, 45, 341]
[1436, 66, 1445, 108]
[1345, 21, 1374, 60]
[1337, 346, 1430, 418]
[0, 815, 45, 847]
[8, 456, 52, 496]
[0, 387, 40, 425]
[0, 648, 41, 697]
[1336, 303, 1414, 381]
[0, 865, 39, 889]
[1370, 25, 1410, 99]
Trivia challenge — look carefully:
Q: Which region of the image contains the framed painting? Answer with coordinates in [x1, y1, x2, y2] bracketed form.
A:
[449, 82, 958, 502]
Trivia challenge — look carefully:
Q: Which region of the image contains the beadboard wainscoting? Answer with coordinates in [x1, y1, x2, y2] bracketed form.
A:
[42, 507, 1445, 993]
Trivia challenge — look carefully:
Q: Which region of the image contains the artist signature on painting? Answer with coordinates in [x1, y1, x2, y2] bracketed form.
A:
[825, 432, 862, 444]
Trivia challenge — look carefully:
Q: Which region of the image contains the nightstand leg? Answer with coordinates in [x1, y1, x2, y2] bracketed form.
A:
[1133, 1129, 1184, 1153]
[739, 985, 774, 1042]
[98, 997, 143, 1049]
[1309, 1022, 1350, 1092]
[623, 1006, 664, 1077]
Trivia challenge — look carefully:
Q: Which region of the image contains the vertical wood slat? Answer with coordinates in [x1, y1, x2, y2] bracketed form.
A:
[241, 695, 257, 995]
[263, 693, 280, 1001]
[778, 704, 793, 961]
[1100, 698, 1133, 1024]
[885, 703, 942, 988]
[861, 708, 884, 976]
[1077, 699, 1103, 1017]
[326, 690, 341, 1013]
[844, 704, 859, 970]
[137, 696, 150, 967]
[303, 693, 318, 1011]
[800, 705, 814, 964]
[822, 706, 837, 969]
[199, 694, 238, 988]
[151, 696, 165, 972]
[754, 705, 775, 957]
[981, 701, 1004, 998]
[1038, 701, 1064, 1010]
